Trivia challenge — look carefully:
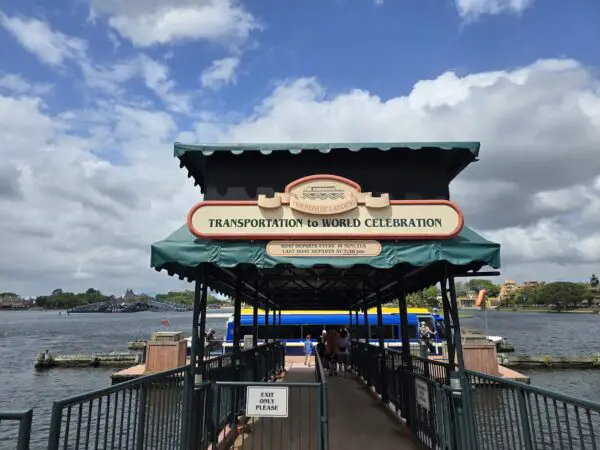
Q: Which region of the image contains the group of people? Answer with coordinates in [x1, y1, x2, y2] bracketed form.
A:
[303, 327, 351, 376]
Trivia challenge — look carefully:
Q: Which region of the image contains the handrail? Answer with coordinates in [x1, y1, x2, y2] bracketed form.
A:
[51, 364, 190, 407]
[0, 409, 32, 450]
[314, 348, 327, 384]
[466, 368, 600, 412]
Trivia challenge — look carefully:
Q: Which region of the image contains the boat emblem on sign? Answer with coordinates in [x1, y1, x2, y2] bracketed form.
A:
[257, 174, 390, 215]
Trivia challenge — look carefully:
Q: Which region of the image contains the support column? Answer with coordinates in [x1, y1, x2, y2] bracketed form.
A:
[397, 284, 413, 426]
[264, 303, 270, 344]
[440, 280, 456, 366]
[190, 268, 208, 381]
[232, 271, 242, 354]
[445, 269, 478, 450]
[376, 286, 387, 401]
[278, 309, 282, 341]
[252, 299, 258, 348]
[362, 299, 370, 345]
[187, 267, 208, 450]
[354, 309, 359, 337]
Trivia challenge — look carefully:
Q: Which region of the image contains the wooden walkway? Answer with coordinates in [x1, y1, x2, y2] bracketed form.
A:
[232, 358, 419, 449]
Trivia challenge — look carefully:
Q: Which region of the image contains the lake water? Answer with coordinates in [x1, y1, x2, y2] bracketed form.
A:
[1, 309, 598, 448]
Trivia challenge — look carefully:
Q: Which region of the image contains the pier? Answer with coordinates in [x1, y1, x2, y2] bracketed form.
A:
[3, 142, 600, 450]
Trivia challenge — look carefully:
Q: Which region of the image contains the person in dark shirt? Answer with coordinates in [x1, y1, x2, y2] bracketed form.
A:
[316, 336, 326, 366]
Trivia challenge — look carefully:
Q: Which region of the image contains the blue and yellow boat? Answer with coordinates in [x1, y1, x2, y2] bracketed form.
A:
[223, 307, 446, 355]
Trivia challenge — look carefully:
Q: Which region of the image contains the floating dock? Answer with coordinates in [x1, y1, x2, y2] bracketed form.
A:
[499, 354, 600, 370]
[35, 351, 141, 369]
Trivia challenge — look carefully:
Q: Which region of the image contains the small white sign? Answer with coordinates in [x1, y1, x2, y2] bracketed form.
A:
[415, 379, 430, 410]
[246, 386, 289, 418]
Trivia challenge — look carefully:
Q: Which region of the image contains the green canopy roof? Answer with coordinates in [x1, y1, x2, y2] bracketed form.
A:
[151, 225, 500, 309]
[175, 142, 480, 193]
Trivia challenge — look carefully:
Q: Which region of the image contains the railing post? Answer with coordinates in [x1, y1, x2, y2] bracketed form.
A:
[517, 388, 534, 450]
[16, 409, 32, 450]
[135, 382, 148, 450]
[47, 402, 63, 450]
[180, 369, 192, 450]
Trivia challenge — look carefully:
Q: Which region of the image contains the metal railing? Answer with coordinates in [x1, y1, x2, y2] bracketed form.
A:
[350, 341, 452, 415]
[467, 369, 600, 450]
[0, 409, 32, 450]
[205, 340, 285, 383]
[352, 341, 600, 450]
[45, 340, 285, 450]
[314, 349, 329, 450]
[47, 365, 189, 450]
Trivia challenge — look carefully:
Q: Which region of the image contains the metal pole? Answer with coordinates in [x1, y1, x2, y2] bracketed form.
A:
[252, 296, 259, 348]
[363, 299, 369, 345]
[264, 303, 270, 344]
[354, 309, 359, 336]
[375, 283, 387, 401]
[448, 272, 479, 450]
[397, 284, 413, 426]
[233, 271, 242, 354]
[440, 279, 455, 367]
[278, 309, 282, 341]
[190, 274, 202, 378]
[198, 281, 208, 374]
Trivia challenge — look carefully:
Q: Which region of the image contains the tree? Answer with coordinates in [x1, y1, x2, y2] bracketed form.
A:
[405, 285, 439, 308]
[536, 282, 592, 310]
[467, 279, 500, 297]
[454, 281, 469, 297]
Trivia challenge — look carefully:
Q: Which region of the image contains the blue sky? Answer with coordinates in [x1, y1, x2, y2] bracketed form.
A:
[2, 0, 599, 118]
[0, 0, 599, 296]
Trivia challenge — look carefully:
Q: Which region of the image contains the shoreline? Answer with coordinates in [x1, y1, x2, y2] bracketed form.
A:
[494, 308, 599, 314]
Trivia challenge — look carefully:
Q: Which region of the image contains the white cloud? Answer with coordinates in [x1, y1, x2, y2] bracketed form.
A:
[89, 0, 259, 48]
[2, 58, 600, 298]
[205, 58, 600, 282]
[0, 13, 86, 66]
[200, 57, 240, 90]
[0, 74, 52, 95]
[1, 13, 191, 114]
[455, 0, 535, 19]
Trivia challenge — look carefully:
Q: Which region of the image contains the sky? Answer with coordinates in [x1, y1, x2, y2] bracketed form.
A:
[0, 0, 599, 297]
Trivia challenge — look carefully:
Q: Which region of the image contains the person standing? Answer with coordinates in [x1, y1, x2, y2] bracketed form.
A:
[325, 328, 339, 376]
[303, 335, 313, 366]
[419, 321, 435, 356]
[337, 329, 350, 376]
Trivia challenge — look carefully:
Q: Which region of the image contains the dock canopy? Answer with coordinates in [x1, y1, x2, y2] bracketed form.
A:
[175, 142, 480, 192]
[150, 225, 500, 310]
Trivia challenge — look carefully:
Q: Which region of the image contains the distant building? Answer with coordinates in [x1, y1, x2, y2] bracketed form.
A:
[521, 281, 539, 289]
[0, 295, 32, 309]
[499, 279, 518, 302]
